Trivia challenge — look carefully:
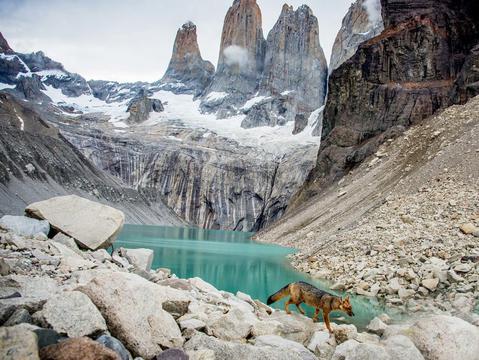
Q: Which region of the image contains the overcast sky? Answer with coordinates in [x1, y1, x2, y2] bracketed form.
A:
[0, 0, 354, 82]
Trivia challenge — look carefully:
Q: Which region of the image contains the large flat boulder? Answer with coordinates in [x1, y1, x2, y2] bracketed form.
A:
[0, 215, 49, 237]
[25, 195, 125, 250]
[77, 271, 189, 359]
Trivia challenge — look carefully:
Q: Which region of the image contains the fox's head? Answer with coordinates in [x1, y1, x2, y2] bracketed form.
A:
[341, 296, 354, 317]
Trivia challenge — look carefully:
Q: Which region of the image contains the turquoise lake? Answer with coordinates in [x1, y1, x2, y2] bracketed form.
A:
[116, 224, 386, 329]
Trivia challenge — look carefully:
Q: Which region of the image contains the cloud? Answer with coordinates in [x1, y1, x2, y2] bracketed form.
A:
[362, 0, 382, 25]
[223, 45, 249, 69]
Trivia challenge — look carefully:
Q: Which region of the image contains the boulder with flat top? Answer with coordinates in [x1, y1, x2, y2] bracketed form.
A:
[25, 195, 125, 250]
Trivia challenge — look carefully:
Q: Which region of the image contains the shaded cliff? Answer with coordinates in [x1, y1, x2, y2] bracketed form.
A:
[160, 22, 215, 95]
[242, 4, 328, 131]
[295, 0, 479, 204]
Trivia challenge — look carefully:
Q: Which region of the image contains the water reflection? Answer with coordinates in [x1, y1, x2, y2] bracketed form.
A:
[116, 224, 385, 329]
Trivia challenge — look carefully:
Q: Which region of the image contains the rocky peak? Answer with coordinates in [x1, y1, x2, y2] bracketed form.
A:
[0, 32, 13, 53]
[161, 21, 214, 95]
[329, 0, 384, 73]
[203, 0, 266, 107]
[241, 4, 328, 130]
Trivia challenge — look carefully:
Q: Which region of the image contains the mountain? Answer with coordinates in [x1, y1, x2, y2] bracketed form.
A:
[293, 0, 479, 205]
[200, 1, 327, 136]
[329, 0, 384, 73]
[160, 22, 215, 96]
[0, 4, 320, 232]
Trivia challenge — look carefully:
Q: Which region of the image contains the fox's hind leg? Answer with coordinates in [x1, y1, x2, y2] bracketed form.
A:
[285, 298, 292, 314]
[295, 303, 305, 315]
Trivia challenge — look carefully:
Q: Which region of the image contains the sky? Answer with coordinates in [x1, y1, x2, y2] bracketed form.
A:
[0, 0, 355, 83]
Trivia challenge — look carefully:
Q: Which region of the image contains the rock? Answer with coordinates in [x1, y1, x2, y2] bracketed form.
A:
[377, 313, 391, 324]
[254, 335, 317, 360]
[331, 282, 346, 291]
[388, 278, 401, 294]
[255, 311, 315, 344]
[333, 324, 358, 344]
[0, 258, 11, 276]
[91, 249, 112, 263]
[460, 223, 477, 235]
[25, 195, 125, 250]
[383, 335, 424, 360]
[153, 349, 189, 360]
[161, 22, 215, 95]
[0, 324, 39, 360]
[421, 278, 439, 292]
[39, 337, 120, 360]
[126, 91, 164, 124]
[184, 332, 308, 360]
[398, 287, 415, 300]
[162, 299, 190, 319]
[122, 248, 154, 272]
[3, 308, 32, 326]
[331, 339, 359, 360]
[308, 330, 336, 358]
[342, 342, 390, 360]
[78, 271, 187, 359]
[454, 263, 472, 273]
[179, 318, 207, 331]
[96, 335, 131, 360]
[208, 306, 258, 341]
[52, 233, 82, 255]
[0, 215, 49, 237]
[366, 317, 388, 336]
[33, 291, 107, 338]
[0, 303, 16, 325]
[406, 315, 479, 360]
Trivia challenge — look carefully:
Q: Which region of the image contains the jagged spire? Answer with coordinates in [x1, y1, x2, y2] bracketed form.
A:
[0, 32, 13, 53]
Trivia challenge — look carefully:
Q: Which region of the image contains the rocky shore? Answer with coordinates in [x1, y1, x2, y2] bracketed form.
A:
[1, 197, 479, 359]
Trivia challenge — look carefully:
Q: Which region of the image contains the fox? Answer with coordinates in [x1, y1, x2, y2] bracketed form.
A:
[267, 281, 354, 334]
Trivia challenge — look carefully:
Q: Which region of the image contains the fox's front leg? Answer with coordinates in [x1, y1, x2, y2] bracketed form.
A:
[285, 299, 292, 314]
[312, 307, 320, 322]
[323, 311, 333, 334]
[295, 303, 305, 315]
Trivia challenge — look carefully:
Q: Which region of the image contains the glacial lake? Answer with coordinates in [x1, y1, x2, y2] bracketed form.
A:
[116, 224, 386, 328]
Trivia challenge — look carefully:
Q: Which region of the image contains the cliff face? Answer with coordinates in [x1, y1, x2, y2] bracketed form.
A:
[329, 0, 384, 73]
[242, 4, 328, 130]
[298, 0, 479, 200]
[202, 0, 266, 114]
[161, 22, 215, 95]
[0, 32, 13, 53]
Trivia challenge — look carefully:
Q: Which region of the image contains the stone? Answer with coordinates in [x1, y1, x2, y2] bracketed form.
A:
[25, 195, 125, 250]
[122, 248, 154, 272]
[39, 337, 120, 360]
[406, 315, 479, 360]
[52, 232, 82, 255]
[0, 258, 11, 276]
[0, 215, 49, 237]
[333, 324, 358, 344]
[184, 332, 308, 360]
[331, 339, 359, 360]
[383, 335, 424, 360]
[33, 291, 107, 338]
[254, 335, 317, 360]
[154, 349, 189, 360]
[0, 303, 16, 325]
[308, 330, 336, 359]
[343, 342, 390, 360]
[398, 287, 415, 300]
[208, 306, 258, 341]
[454, 263, 472, 273]
[161, 22, 215, 96]
[96, 335, 131, 360]
[179, 318, 207, 331]
[3, 308, 32, 326]
[78, 271, 188, 359]
[91, 249, 112, 263]
[366, 317, 388, 336]
[0, 324, 39, 360]
[460, 223, 477, 235]
[126, 91, 164, 124]
[388, 278, 401, 294]
[421, 278, 439, 291]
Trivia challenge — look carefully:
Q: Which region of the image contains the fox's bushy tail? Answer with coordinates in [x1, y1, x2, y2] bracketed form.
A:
[267, 284, 291, 305]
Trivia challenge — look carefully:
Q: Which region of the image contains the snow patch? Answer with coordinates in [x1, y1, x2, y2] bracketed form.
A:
[0, 83, 15, 90]
[204, 91, 229, 102]
[241, 95, 270, 110]
[13, 107, 24, 131]
[35, 69, 68, 81]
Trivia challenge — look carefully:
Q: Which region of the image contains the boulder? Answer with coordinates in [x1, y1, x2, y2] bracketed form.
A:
[208, 306, 259, 341]
[421, 278, 439, 292]
[331, 339, 360, 360]
[184, 332, 310, 360]
[0, 324, 39, 360]
[0, 258, 11, 276]
[122, 248, 154, 272]
[39, 337, 120, 360]
[33, 291, 107, 337]
[383, 335, 424, 360]
[96, 335, 131, 360]
[366, 317, 388, 336]
[3, 308, 32, 326]
[153, 349, 189, 360]
[406, 315, 479, 360]
[90, 249, 112, 263]
[0, 215, 49, 237]
[342, 342, 390, 360]
[307, 330, 336, 358]
[25, 195, 125, 250]
[77, 271, 188, 359]
[254, 335, 317, 360]
[52, 233, 82, 255]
